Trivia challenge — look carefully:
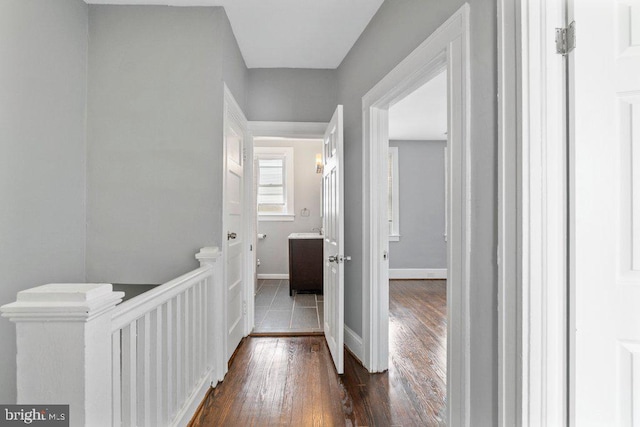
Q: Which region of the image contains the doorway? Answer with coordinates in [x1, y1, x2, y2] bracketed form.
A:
[247, 122, 329, 336]
[385, 68, 449, 424]
[361, 5, 470, 425]
[252, 137, 325, 334]
[387, 70, 448, 281]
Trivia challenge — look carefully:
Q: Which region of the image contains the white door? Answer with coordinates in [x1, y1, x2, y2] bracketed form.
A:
[224, 111, 246, 362]
[572, 2, 640, 425]
[323, 105, 345, 374]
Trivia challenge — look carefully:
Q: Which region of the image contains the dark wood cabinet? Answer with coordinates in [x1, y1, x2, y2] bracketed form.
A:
[288, 237, 323, 295]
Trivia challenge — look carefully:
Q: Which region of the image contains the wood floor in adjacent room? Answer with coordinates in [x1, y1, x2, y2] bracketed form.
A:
[189, 279, 446, 426]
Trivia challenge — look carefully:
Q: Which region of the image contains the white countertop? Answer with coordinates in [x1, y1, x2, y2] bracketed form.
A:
[288, 232, 323, 239]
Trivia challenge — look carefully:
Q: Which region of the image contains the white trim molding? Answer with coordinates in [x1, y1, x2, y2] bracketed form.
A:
[361, 5, 471, 426]
[344, 325, 364, 364]
[256, 273, 289, 280]
[257, 215, 295, 222]
[498, 1, 568, 425]
[521, 2, 568, 425]
[249, 121, 328, 139]
[497, 0, 519, 425]
[389, 268, 447, 280]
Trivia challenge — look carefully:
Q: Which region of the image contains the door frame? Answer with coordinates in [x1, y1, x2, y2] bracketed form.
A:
[246, 121, 327, 332]
[362, 5, 470, 425]
[222, 84, 253, 363]
[498, 1, 568, 425]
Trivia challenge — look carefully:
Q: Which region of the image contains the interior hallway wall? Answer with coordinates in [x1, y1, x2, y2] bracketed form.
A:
[86, 5, 247, 284]
[246, 68, 337, 122]
[0, 0, 89, 403]
[388, 140, 446, 270]
[255, 139, 323, 276]
[336, 0, 498, 423]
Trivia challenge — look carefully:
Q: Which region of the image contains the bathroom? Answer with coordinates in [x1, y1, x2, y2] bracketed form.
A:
[253, 136, 324, 334]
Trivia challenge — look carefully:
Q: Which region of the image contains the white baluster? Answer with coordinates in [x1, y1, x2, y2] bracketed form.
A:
[140, 313, 151, 425]
[198, 280, 205, 375]
[184, 289, 191, 396]
[122, 322, 137, 426]
[164, 299, 174, 422]
[175, 293, 182, 408]
[190, 285, 196, 387]
[152, 306, 162, 425]
[112, 331, 122, 427]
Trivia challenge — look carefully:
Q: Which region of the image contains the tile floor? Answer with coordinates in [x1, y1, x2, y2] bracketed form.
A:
[253, 279, 323, 334]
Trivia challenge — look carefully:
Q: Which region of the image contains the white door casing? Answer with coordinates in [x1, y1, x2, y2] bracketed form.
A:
[571, 1, 640, 425]
[323, 105, 345, 374]
[223, 85, 249, 363]
[244, 130, 255, 334]
[361, 5, 470, 425]
[499, 0, 568, 425]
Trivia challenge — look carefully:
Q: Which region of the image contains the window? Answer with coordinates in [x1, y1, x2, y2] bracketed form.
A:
[388, 147, 400, 241]
[255, 146, 295, 221]
[258, 157, 285, 205]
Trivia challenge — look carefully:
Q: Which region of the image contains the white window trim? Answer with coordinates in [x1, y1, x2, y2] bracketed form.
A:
[389, 147, 400, 241]
[258, 214, 295, 222]
[255, 146, 294, 221]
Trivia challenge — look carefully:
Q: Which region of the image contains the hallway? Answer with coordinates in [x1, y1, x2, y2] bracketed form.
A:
[189, 280, 446, 426]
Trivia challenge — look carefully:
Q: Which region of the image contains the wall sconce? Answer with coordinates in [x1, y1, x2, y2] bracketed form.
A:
[315, 153, 323, 174]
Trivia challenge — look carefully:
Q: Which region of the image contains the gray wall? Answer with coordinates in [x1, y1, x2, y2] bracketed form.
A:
[0, 0, 88, 403]
[388, 140, 446, 269]
[255, 139, 323, 275]
[86, 5, 247, 284]
[247, 68, 337, 122]
[337, 0, 497, 423]
[219, 8, 248, 112]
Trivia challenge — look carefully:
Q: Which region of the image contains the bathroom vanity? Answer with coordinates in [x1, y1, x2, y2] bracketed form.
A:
[288, 233, 323, 296]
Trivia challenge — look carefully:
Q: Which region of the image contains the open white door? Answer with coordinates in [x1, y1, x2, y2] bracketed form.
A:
[571, 2, 640, 425]
[223, 89, 247, 363]
[323, 105, 345, 374]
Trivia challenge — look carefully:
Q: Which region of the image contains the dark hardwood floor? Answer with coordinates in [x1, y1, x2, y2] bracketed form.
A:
[189, 279, 446, 426]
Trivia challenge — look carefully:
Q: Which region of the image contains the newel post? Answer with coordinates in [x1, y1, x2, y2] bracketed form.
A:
[195, 247, 226, 383]
[0, 284, 124, 427]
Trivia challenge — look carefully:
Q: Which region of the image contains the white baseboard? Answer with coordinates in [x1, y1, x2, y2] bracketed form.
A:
[257, 273, 289, 280]
[389, 268, 447, 279]
[344, 325, 364, 363]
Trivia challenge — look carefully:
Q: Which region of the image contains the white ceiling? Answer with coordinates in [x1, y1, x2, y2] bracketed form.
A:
[85, 0, 384, 69]
[388, 71, 448, 141]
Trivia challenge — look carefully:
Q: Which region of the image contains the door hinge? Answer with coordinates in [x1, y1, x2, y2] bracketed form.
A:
[555, 21, 575, 56]
[250, 244, 253, 251]
[242, 148, 247, 162]
[242, 301, 247, 315]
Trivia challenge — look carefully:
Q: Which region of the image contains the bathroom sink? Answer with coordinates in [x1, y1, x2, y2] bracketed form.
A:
[288, 232, 323, 239]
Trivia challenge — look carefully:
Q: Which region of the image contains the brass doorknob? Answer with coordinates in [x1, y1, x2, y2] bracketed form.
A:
[228, 232, 237, 240]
